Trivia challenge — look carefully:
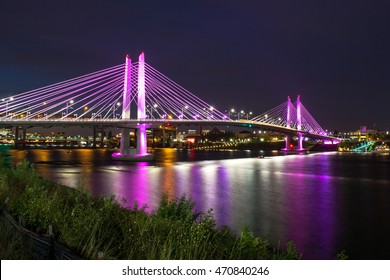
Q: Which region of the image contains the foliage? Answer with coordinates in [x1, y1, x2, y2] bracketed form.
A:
[336, 250, 349, 260]
[0, 160, 301, 260]
[272, 241, 302, 260]
[0, 213, 35, 259]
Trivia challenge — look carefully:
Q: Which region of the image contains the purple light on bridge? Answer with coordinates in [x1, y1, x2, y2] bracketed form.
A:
[296, 95, 303, 150]
[122, 54, 131, 119]
[286, 96, 291, 128]
[137, 52, 147, 154]
[296, 95, 302, 131]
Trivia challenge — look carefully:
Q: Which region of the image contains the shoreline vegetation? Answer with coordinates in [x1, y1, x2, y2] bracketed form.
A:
[0, 159, 303, 260]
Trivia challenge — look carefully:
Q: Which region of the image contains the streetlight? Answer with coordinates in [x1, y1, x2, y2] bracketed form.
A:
[5, 97, 14, 118]
[152, 104, 158, 119]
[204, 106, 214, 119]
[66, 100, 74, 115]
[113, 102, 121, 118]
[229, 108, 235, 119]
[181, 105, 188, 119]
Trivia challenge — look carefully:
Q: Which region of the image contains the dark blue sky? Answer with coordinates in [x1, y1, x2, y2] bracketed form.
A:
[1, 0, 389, 131]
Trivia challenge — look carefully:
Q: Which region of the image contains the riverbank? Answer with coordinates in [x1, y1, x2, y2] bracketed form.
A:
[0, 160, 301, 260]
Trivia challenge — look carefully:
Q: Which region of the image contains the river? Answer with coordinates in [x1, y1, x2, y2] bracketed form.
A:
[8, 148, 390, 259]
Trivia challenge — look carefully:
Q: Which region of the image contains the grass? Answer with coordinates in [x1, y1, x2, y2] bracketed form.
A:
[0, 159, 301, 260]
[0, 211, 35, 259]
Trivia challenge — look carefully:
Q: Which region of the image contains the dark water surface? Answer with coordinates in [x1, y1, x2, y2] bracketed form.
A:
[9, 148, 390, 259]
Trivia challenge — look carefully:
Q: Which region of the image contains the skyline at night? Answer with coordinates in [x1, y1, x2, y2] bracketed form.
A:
[1, 0, 389, 132]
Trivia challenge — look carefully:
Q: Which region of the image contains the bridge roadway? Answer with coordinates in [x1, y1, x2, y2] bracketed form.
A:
[0, 118, 337, 141]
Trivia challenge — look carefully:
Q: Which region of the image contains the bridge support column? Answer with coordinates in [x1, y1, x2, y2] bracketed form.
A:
[285, 134, 292, 150]
[93, 125, 97, 148]
[120, 128, 130, 154]
[14, 126, 19, 148]
[100, 128, 105, 147]
[14, 126, 26, 148]
[296, 95, 305, 151]
[22, 127, 26, 148]
[136, 52, 147, 155]
[297, 133, 303, 151]
[162, 126, 166, 147]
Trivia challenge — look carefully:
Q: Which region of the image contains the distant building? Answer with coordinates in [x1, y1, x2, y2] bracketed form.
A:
[347, 126, 389, 142]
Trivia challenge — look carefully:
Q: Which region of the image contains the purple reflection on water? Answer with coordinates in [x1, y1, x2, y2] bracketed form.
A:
[124, 162, 150, 208]
[214, 166, 231, 226]
[280, 155, 338, 259]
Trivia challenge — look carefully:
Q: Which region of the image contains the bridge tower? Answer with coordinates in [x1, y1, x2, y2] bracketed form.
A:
[296, 94, 304, 150]
[137, 52, 147, 155]
[119, 55, 132, 155]
[113, 53, 153, 161]
[285, 96, 292, 150]
[122, 54, 131, 119]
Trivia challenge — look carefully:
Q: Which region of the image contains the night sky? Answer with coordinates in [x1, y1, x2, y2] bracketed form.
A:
[1, 0, 389, 132]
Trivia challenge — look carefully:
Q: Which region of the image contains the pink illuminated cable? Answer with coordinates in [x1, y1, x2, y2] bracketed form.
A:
[144, 63, 228, 120]
[4, 64, 124, 120]
[8, 64, 124, 101]
[30, 72, 123, 119]
[7, 64, 122, 102]
[34, 73, 123, 119]
[144, 67, 225, 119]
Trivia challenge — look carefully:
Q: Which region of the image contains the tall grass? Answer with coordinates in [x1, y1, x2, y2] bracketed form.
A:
[0, 160, 301, 260]
[0, 213, 35, 259]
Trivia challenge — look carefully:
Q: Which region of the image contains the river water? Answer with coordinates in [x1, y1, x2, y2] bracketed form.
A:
[8, 148, 390, 259]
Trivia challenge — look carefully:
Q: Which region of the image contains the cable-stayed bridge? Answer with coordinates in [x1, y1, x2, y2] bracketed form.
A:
[0, 53, 337, 160]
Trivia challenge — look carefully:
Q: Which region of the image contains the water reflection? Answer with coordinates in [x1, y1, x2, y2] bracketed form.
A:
[8, 148, 390, 259]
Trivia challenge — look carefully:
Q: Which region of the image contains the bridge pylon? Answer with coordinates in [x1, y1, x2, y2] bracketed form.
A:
[296, 94, 304, 151]
[136, 52, 148, 155]
[284, 96, 292, 150]
[283, 95, 307, 152]
[113, 53, 153, 161]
